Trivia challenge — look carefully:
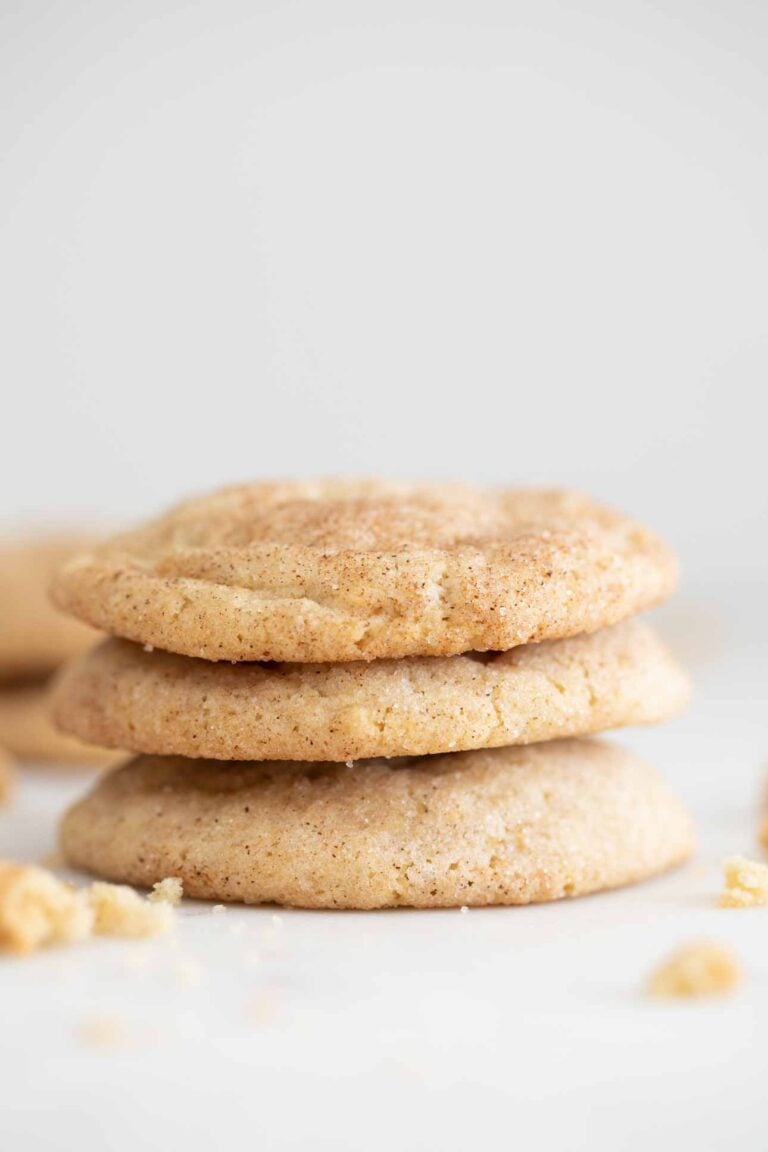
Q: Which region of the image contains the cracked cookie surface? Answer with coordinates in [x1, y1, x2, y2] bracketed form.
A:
[52, 620, 689, 761]
[50, 480, 676, 663]
[60, 738, 694, 909]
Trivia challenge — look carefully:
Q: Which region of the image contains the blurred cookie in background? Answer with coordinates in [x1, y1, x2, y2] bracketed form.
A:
[0, 538, 99, 682]
[0, 535, 119, 767]
[0, 682, 118, 767]
[0, 747, 14, 803]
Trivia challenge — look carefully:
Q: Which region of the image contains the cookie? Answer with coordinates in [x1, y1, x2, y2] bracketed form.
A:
[51, 481, 676, 663]
[0, 748, 13, 804]
[60, 739, 694, 908]
[0, 683, 118, 767]
[0, 538, 99, 679]
[52, 620, 689, 761]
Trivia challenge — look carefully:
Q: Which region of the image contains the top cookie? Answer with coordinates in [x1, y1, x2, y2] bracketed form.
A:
[51, 480, 676, 663]
[0, 538, 99, 680]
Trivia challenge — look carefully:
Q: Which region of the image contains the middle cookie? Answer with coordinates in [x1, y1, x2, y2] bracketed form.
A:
[52, 619, 688, 761]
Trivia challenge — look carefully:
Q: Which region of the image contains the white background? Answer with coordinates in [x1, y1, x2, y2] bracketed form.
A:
[1, 0, 767, 582]
[0, 3, 767, 1149]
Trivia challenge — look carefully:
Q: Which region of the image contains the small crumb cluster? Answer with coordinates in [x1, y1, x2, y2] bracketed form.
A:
[148, 876, 183, 906]
[0, 861, 178, 955]
[719, 855, 768, 908]
[647, 940, 741, 998]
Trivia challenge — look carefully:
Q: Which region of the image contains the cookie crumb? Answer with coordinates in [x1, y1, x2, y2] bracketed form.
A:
[148, 876, 183, 906]
[89, 882, 173, 938]
[647, 941, 742, 998]
[211, 904, 226, 914]
[459, 905, 469, 914]
[0, 861, 93, 954]
[0, 861, 173, 954]
[79, 1016, 129, 1048]
[720, 855, 768, 907]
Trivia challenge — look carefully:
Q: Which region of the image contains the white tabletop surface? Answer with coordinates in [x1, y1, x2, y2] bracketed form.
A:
[1, 582, 765, 1152]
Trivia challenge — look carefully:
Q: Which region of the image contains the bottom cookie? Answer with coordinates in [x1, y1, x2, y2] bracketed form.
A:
[0, 682, 119, 767]
[60, 739, 693, 909]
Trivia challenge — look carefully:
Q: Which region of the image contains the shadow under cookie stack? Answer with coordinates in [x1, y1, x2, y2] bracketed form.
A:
[51, 481, 693, 909]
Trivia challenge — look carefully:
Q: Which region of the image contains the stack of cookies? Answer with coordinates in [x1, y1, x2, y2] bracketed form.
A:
[51, 481, 693, 909]
[0, 538, 115, 766]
